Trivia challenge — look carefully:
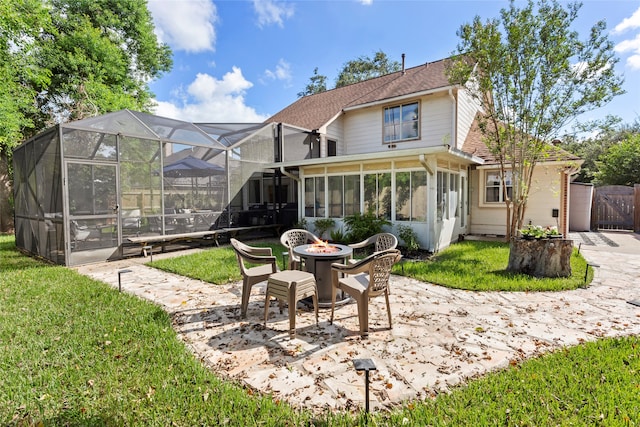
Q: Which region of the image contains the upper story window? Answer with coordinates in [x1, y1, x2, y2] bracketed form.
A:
[484, 170, 513, 203]
[383, 102, 419, 143]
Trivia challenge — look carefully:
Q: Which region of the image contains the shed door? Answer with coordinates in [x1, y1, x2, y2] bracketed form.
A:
[66, 161, 120, 265]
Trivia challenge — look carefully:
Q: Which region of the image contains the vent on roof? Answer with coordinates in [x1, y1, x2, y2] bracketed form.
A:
[402, 53, 405, 75]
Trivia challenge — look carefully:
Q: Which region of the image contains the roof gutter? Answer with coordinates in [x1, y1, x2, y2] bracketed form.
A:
[264, 144, 484, 170]
[419, 154, 434, 175]
[280, 166, 300, 182]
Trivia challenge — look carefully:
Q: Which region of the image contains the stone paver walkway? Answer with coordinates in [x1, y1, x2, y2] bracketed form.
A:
[75, 231, 640, 413]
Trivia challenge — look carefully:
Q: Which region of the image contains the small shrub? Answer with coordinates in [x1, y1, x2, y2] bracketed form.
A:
[292, 218, 308, 230]
[313, 218, 335, 239]
[398, 224, 420, 253]
[330, 228, 347, 243]
[343, 212, 390, 243]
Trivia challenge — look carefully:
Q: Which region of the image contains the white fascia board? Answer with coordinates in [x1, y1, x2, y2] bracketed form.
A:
[342, 85, 458, 112]
[266, 145, 483, 169]
[475, 158, 583, 169]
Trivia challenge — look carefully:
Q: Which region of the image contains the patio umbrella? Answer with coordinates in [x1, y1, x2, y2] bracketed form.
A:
[162, 155, 225, 178]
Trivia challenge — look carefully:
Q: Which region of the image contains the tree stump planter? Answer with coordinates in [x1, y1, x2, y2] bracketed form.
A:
[507, 238, 573, 278]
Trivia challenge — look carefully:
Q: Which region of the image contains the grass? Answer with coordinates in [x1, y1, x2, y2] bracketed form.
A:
[3, 234, 638, 426]
[399, 240, 592, 291]
[152, 239, 592, 292]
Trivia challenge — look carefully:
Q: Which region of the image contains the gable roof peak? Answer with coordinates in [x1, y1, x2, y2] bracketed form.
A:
[266, 56, 456, 131]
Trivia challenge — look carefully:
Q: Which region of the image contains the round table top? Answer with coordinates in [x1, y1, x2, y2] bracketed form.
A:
[293, 243, 353, 259]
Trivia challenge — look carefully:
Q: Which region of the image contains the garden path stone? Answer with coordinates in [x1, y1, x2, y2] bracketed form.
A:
[75, 231, 640, 414]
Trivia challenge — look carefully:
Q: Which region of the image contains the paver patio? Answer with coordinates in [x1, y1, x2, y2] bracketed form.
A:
[75, 231, 640, 413]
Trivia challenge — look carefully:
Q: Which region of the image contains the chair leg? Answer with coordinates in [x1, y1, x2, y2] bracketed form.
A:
[288, 284, 296, 338]
[313, 288, 319, 326]
[264, 289, 271, 325]
[356, 295, 369, 338]
[330, 284, 337, 325]
[385, 290, 392, 329]
[240, 279, 251, 318]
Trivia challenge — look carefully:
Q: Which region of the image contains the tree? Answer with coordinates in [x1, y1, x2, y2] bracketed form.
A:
[297, 67, 327, 97]
[33, 0, 173, 129]
[335, 50, 400, 88]
[447, 0, 624, 240]
[560, 116, 639, 183]
[0, 0, 172, 232]
[0, 0, 52, 232]
[594, 133, 640, 186]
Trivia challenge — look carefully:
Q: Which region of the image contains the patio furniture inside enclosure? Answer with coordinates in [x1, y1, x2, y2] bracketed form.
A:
[13, 110, 309, 266]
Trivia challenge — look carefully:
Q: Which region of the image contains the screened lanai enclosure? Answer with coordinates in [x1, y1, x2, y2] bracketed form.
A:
[13, 110, 311, 266]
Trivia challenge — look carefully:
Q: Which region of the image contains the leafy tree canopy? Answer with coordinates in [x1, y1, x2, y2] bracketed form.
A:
[34, 0, 173, 130]
[594, 132, 640, 186]
[560, 115, 639, 183]
[298, 50, 400, 96]
[335, 50, 400, 88]
[0, 0, 52, 154]
[447, 0, 624, 239]
[297, 67, 327, 97]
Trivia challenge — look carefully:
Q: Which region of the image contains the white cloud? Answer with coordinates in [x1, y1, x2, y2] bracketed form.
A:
[262, 59, 292, 85]
[615, 33, 640, 54]
[360, 0, 373, 5]
[627, 54, 640, 71]
[253, 0, 294, 28]
[152, 67, 269, 122]
[612, 6, 640, 35]
[148, 0, 217, 53]
[613, 7, 640, 72]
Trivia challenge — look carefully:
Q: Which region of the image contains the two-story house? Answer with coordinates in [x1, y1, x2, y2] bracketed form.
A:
[13, 57, 580, 266]
[265, 57, 580, 251]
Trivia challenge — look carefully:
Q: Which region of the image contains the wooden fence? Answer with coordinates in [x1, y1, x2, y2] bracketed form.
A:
[592, 184, 640, 232]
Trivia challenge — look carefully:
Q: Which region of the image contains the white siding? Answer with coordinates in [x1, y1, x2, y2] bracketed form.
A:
[456, 88, 481, 150]
[325, 117, 344, 156]
[343, 93, 454, 155]
[469, 165, 564, 236]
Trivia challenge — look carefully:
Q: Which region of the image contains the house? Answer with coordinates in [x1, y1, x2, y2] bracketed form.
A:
[13, 57, 580, 266]
[265, 57, 581, 251]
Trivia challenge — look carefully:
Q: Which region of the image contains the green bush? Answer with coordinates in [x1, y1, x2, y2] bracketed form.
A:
[398, 224, 420, 253]
[313, 218, 335, 239]
[343, 212, 390, 243]
[330, 228, 347, 243]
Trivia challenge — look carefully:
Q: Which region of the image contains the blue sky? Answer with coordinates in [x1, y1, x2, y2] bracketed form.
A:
[147, 0, 640, 131]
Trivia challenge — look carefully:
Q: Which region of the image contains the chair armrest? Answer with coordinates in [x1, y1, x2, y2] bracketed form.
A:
[331, 258, 370, 275]
[246, 246, 273, 256]
[244, 253, 277, 265]
[348, 236, 376, 250]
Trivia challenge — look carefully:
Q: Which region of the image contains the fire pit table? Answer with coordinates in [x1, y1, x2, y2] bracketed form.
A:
[293, 243, 353, 308]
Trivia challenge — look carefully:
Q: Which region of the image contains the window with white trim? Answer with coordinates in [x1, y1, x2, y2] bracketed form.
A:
[395, 170, 427, 221]
[383, 102, 419, 143]
[484, 170, 513, 203]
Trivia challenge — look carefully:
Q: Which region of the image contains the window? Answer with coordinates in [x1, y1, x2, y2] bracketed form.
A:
[304, 177, 325, 217]
[484, 170, 513, 203]
[364, 173, 391, 219]
[327, 175, 360, 218]
[327, 140, 337, 157]
[395, 170, 427, 221]
[384, 102, 419, 143]
[437, 171, 448, 221]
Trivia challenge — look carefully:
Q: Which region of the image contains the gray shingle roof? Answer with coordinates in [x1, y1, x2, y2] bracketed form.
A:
[265, 58, 452, 131]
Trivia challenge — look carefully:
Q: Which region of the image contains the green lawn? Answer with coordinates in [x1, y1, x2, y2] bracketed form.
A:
[151, 239, 592, 292]
[2, 234, 637, 426]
